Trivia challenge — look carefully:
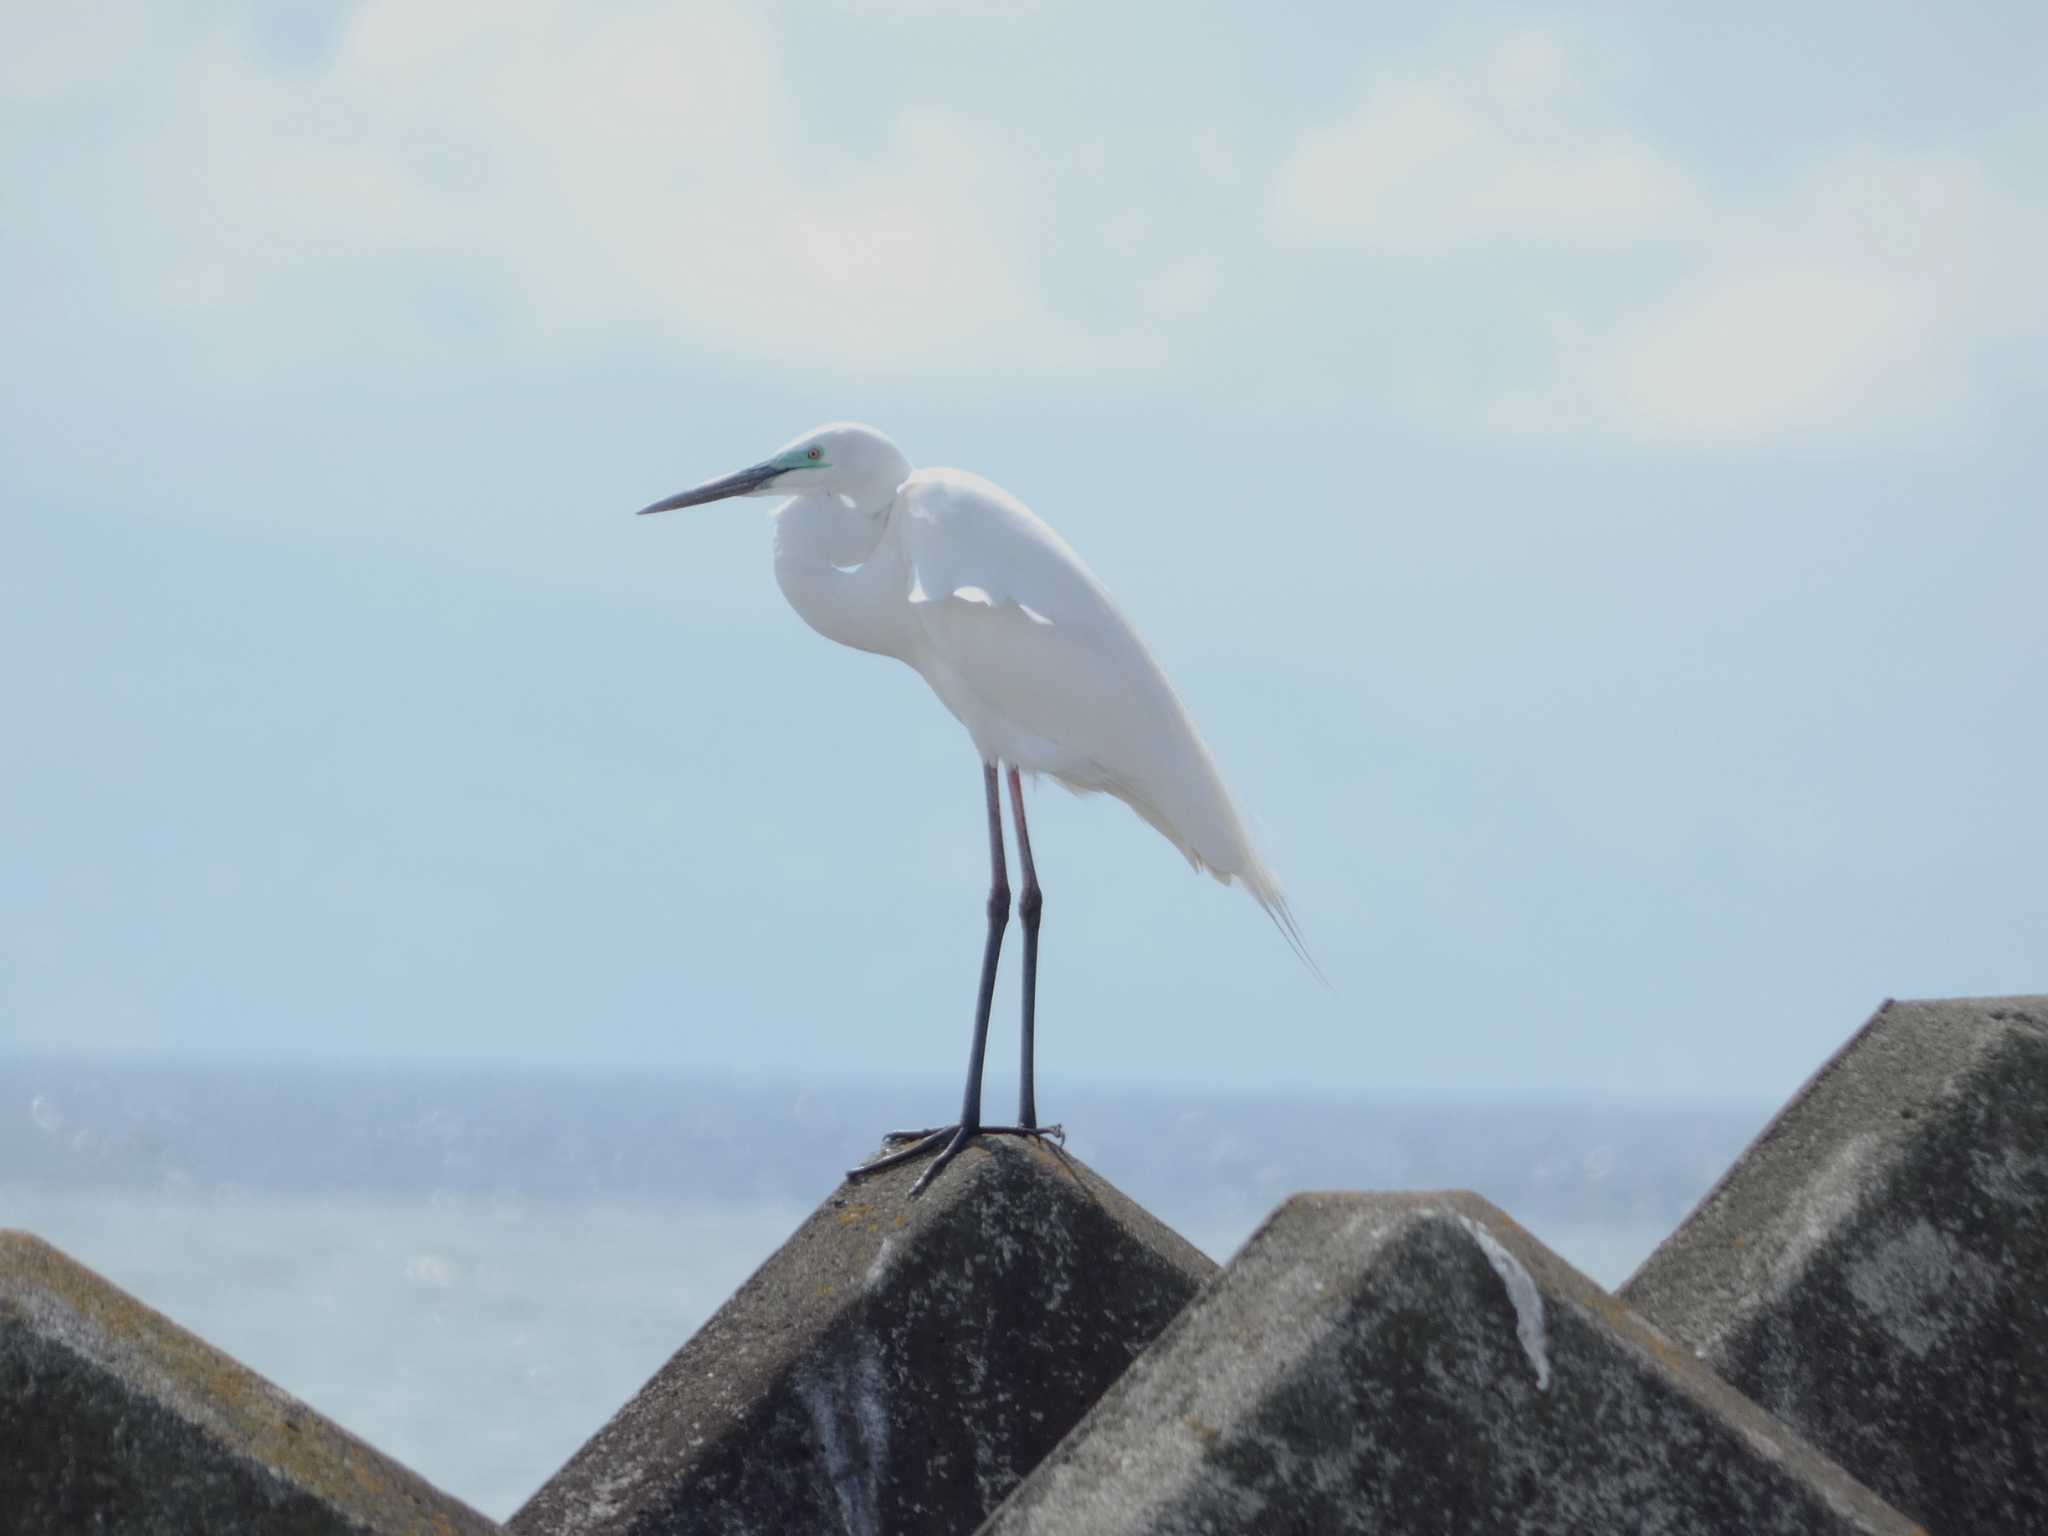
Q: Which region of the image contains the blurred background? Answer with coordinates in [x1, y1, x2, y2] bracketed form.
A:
[4, 0, 2043, 1517]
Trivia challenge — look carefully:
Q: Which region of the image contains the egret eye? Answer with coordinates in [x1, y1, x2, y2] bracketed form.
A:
[807, 447, 822, 461]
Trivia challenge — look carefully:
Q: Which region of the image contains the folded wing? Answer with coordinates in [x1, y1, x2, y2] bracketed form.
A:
[898, 470, 1304, 956]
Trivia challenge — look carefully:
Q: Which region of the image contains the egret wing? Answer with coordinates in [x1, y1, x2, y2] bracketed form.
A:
[898, 471, 1285, 916]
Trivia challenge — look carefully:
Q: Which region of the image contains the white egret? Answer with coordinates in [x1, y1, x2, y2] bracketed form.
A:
[637, 423, 1303, 1195]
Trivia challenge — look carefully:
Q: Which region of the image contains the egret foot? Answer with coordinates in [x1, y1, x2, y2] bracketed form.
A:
[847, 1123, 1066, 1197]
[877, 1122, 1063, 1147]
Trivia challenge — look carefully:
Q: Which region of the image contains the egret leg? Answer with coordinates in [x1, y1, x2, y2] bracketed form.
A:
[849, 761, 1049, 1196]
[1007, 765, 1043, 1130]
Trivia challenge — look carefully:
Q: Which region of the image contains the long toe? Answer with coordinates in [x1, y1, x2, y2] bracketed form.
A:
[846, 1126, 957, 1180]
[845, 1122, 1063, 1189]
[978, 1123, 1064, 1143]
[908, 1126, 980, 1198]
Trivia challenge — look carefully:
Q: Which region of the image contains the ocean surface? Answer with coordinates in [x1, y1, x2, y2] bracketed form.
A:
[3, 1056, 1769, 1519]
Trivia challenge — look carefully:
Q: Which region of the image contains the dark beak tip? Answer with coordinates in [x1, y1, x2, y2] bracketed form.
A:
[631, 461, 781, 519]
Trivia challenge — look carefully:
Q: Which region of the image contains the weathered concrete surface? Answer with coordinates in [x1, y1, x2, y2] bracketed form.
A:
[511, 1137, 1215, 1536]
[980, 1192, 1920, 1536]
[1623, 995, 2048, 1532]
[0, 1229, 499, 1535]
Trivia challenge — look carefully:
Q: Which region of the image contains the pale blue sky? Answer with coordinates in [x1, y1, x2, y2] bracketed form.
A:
[3, 1, 2043, 1111]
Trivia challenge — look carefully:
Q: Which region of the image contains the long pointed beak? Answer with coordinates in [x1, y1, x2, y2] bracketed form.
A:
[634, 461, 784, 515]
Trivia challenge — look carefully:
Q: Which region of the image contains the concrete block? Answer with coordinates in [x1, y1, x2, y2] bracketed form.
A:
[0, 1229, 499, 1535]
[980, 1192, 1919, 1536]
[511, 1137, 1215, 1536]
[1623, 995, 2048, 1531]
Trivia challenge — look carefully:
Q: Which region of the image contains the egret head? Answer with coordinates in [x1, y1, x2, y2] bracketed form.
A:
[635, 423, 911, 516]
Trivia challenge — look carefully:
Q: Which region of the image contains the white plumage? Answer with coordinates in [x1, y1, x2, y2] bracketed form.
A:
[897, 469, 1295, 929]
[636, 421, 1304, 1192]
[756, 428, 1292, 927]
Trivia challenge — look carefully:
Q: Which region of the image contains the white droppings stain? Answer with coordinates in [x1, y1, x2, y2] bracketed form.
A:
[575, 1468, 643, 1533]
[864, 1236, 898, 1292]
[1042, 1258, 1073, 1314]
[1457, 1215, 1551, 1392]
[797, 1339, 890, 1536]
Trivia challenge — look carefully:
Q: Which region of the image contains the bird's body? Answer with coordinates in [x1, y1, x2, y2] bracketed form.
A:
[770, 459, 1291, 927]
[638, 423, 1299, 1193]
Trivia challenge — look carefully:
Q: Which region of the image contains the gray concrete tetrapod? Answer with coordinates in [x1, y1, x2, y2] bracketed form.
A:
[1, 1229, 500, 1535]
[979, 1192, 1919, 1535]
[512, 1138, 1215, 1536]
[1625, 995, 2048, 1531]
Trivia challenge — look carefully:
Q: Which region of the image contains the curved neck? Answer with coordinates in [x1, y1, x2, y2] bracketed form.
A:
[772, 492, 909, 659]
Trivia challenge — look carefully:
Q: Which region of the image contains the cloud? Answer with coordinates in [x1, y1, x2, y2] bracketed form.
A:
[1491, 268, 1929, 447]
[1485, 149, 2048, 449]
[4, 0, 1114, 377]
[1276, 33, 2047, 452]
[1274, 27, 1702, 255]
[8, 7, 2040, 449]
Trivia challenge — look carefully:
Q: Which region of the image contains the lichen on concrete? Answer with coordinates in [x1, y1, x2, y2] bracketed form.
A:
[1623, 995, 2048, 1531]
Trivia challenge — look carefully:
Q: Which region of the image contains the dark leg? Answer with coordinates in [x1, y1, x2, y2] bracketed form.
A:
[1007, 766, 1043, 1130]
[848, 761, 1017, 1196]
